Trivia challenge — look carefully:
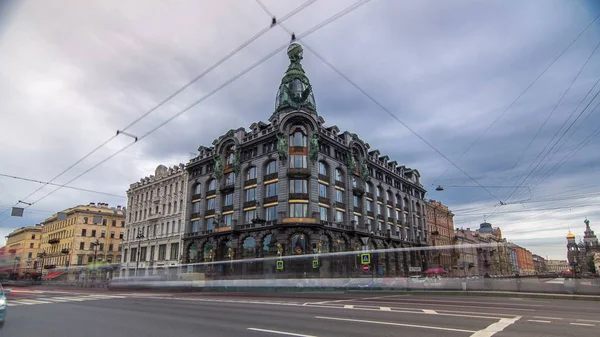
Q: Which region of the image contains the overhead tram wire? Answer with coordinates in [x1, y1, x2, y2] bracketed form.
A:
[0, 172, 125, 199]
[496, 39, 600, 196]
[429, 12, 600, 188]
[491, 87, 600, 216]
[256, 0, 503, 204]
[0, 0, 372, 226]
[0, 0, 317, 221]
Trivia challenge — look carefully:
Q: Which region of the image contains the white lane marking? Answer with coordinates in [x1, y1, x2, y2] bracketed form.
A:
[577, 319, 600, 323]
[315, 316, 476, 333]
[247, 328, 318, 337]
[17, 299, 51, 304]
[43, 298, 71, 302]
[145, 296, 508, 320]
[379, 307, 391, 311]
[357, 298, 544, 307]
[343, 305, 354, 309]
[469, 316, 522, 337]
[570, 323, 595, 327]
[344, 300, 536, 311]
[527, 320, 551, 323]
[423, 309, 437, 314]
[533, 316, 562, 320]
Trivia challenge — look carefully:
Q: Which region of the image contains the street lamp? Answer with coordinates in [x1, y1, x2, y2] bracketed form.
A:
[135, 228, 145, 276]
[90, 238, 100, 264]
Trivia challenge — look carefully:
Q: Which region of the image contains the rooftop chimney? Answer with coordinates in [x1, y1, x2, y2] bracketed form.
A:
[89, 202, 96, 206]
[117, 205, 122, 210]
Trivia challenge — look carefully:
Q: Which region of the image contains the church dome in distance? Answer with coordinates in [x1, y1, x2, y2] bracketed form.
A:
[479, 222, 493, 234]
[566, 231, 575, 239]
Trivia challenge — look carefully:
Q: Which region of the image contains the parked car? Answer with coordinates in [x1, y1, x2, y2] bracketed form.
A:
[0, 283, 10, 328]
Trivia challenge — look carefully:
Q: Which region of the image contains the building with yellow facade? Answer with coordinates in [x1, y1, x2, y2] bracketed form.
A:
[39, 202, 126, 279]
[5, 225, 43, 277]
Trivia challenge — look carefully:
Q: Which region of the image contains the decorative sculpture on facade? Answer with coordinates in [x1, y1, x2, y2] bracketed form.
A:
[231, 147, 241, 174]
[277, 133, 288, 161]
[213, 154, 223, 180]
[359, 157, 370, 181]
[347, 153, 356, 174]
[308, 134, 319, 162]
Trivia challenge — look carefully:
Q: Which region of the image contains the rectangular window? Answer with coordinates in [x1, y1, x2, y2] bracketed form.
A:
[102, 219, 107, 226]
[335, 210, 344, 223]
[319, 206, 328, 221]
[225, 173, 235, 185]
[245, 209, 256, 223]
[265, 206, 277, 221]
[81, 229, 87, 237]
[265, 182, 278, 197]
[289, 179, 308, 193]
[206, 218, 215, 230]
[378, 221, 383, 232]
[109, 244, 114, 251]
[91, 230, 96, 237]
[139, 246, 146, 261]
[224, 193, 233, 206]
[101, 230, 106, 238]
[30, 243, 34, 248]
[366, 201, 372, 212]
[170, 243, 179, 260]
[335, 189, 344, 202]
[79, 242, 85, 250]
[207, 198, 215, 210]
[83, 217, 88, 224]
[377, 203, 383, 214]
[290, 155, 307, 168]
[353, 214, 360, 224]
[246, 188, 256, 201]
[158, 245, 167, 261]
[192, 202, 201, 213]
[318, 162, 327, 175]
[289, 203, 308, 217]
[353, 195, 359, 208]
[111, 220, 116, 227]
[387, 207, 392, 217]
[223, 214, 233, 226]
[318, 183, 327, 198]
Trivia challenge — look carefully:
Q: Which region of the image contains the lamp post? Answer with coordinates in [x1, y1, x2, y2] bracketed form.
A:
[135, 228, 145, 276]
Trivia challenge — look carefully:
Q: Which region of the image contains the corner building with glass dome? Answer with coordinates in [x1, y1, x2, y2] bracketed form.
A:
[182, 43, 429, 278]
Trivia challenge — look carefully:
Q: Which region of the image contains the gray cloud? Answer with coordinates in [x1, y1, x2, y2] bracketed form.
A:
[1, 0, 599, 260]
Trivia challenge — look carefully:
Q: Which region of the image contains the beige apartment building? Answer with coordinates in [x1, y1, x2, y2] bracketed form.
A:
[5, 225, 43, 276]
[39, 202, 126, 279]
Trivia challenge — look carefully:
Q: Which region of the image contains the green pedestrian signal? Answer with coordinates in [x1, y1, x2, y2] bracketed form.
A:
[360, 253, 371, 265]
[312, 259, 319, 269]
[276, 260, 284, 270]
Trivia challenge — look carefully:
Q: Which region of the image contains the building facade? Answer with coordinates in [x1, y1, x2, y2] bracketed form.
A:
[40, 202, 125, 279]
[532, 254, 548, 274]
[5, 225, 42, 277]
[182, 43, 428, 278]
[121, 164, 188, 278]
[547, 259, 570, 273]
[425, 200, 454, 271]
[510, 243, 534, 275]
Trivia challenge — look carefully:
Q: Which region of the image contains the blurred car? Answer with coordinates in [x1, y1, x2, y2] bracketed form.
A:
[0, 283, 10, 328]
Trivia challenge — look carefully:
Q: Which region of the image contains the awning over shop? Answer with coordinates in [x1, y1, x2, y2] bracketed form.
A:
[44, 271, 65, 279]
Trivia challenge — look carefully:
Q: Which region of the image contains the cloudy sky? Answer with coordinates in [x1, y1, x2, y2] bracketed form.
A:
[1, 0, 599, 259]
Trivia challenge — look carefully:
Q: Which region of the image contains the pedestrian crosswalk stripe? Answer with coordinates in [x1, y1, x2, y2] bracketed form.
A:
[7, 295, 127, 307]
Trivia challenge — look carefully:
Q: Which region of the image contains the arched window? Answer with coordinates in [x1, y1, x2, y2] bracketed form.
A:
[225, 172, 235, 186]
[289, 127, 308, 168]
[377, 186, 382, 197]
[203, 243, 214, 261]
[188, 243, 198, 262]
[387, 190, 393, 202]
[365, 183, 372, 193]
[291, 234, 307, 255]
[207, 179, 216, 191]
[265, 161, 278, 175]
[263, 234, 276, 256]
[289, 128, 307, 147]
[246, 167, 256, 181]
[335, 168, 344, 182]
[225, 145, 234, 170]
[352, 176, 357, 188]
[194, 184, 202, 195]
[242, 237, 256, 258]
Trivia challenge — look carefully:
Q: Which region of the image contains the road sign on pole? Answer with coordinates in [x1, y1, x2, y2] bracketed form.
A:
[277, 260, 284, 270]
[312, 259, 319, 269]
[360, 253, 371, 265]
[362, 265, 370, 272]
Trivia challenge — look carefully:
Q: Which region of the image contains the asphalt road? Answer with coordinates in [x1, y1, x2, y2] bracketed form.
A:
[1, 289, 599, 337]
